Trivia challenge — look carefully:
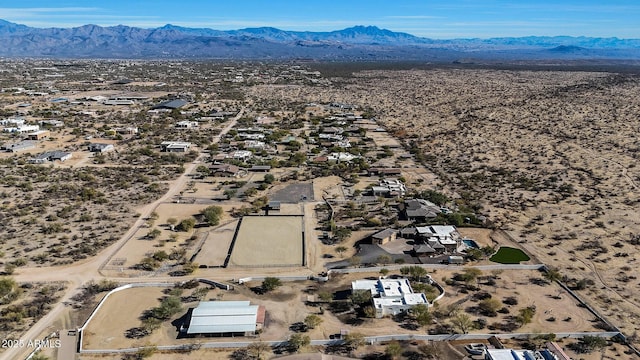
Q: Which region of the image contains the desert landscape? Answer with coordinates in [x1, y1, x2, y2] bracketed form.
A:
[1, 59, 640, 360]
[247, 65, 640, 339]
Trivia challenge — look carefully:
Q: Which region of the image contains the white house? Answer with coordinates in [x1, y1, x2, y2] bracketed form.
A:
[244, 140, 266, 150]
[231, 150, 253, 161]
[371, 178, 407, 197]
[327, 152, 358, 163]
[415, 225, 460, 252]
[161, 141, 192, 152]
[0, 117, 26, 126]
[175, 121, 199, 129]
[351, 278, 428, 318]
[3, 125, 39, 133]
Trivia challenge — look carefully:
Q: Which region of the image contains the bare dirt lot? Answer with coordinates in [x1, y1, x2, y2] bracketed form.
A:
[193, 220, 238, 267]
[228, 216, 304, 267]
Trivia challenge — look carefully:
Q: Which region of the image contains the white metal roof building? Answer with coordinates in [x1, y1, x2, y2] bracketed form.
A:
[186, 301, 263, 336]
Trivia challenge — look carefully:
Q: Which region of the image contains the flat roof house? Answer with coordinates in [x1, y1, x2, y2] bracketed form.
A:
[249, 165, 271, 172]
[351, 278, 428, 318]
[175, 121, 199, 129]
[415, 225, 460, 252]
[29, 150, 72, 164]
[185, 301, 265, 336]
[161, 141, 192, 152]
[1, 141, 36, 153]
[231, 150, 252, 161]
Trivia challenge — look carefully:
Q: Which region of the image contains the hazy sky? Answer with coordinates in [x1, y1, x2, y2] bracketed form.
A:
[2, 0, 639, 39]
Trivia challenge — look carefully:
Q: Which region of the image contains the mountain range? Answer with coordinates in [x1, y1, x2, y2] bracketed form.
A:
[1, 19, 639, 61]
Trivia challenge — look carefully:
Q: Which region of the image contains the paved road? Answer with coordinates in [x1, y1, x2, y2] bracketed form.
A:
[77, 331, 622, 355]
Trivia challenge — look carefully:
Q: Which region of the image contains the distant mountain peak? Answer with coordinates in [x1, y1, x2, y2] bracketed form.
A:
[0, 19, 638, 60]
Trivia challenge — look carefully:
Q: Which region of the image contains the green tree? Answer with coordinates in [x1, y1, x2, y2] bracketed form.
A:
[363, 306, 377, 318]
[247, 341, 271, 360]
[196, 165, 210, 177]
[333, 227, 352, 242]
[385, 341, 403, 360]
[151, 296, 182, 320]
[141, 317, 162, 332]
[516, 306, 536, 326]
[224, 189, 237, 199]
[183, 261, 198, 274]
[350, 289, 372, 306]
[451, 312, 474, 334]
[478, 298, 501, 316]
[200, 205, 223, 226]
[147, 228, 161, 240]
[263, 174, 275, 184]
[288, 333, 310, 352]
[178, 217, 196, 232]
[411, 303, 432, 327]
[304, 314, 323, 329]
[318, 291, 333, 302]
[343, 332, 366, 351]
[261, 277, 282, 292]
[543, 267, 562, 283]
[400, 265, 428, 281]
[0, 277, 19, 303]
[417, 190, 449, 206]
[573, 336, 608, 353]
[152, 250, 168, 261]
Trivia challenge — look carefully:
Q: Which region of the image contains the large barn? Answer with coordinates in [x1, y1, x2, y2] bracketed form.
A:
[185, 301, 265, 336]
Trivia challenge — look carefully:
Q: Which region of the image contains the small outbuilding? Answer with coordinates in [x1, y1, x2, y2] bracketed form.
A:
[371, 228, 397, 245]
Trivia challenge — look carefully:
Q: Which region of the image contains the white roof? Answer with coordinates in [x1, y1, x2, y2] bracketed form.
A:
[439, 238, 457, 245]
[431, 225, 457, 237]
[485, 349, 539, 360]
[403, 293, 428, 305]
[415, 226, 432, 234]
[353, 278, 415, 296]
[187, 301, 258, 334]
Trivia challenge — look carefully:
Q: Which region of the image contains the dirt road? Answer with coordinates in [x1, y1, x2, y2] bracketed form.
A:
[2, 110, 246, 360]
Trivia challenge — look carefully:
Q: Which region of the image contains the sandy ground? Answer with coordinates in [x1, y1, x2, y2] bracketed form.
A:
[82, 287, 167, 350]
[366, 131, 402, 148]
[194, 220, 238, 267]
[229, 216, 304, 267]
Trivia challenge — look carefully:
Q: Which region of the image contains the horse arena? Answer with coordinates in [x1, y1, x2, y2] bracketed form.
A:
[227, 215, 305, 267]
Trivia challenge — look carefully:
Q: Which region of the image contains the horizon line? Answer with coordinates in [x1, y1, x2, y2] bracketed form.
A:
[1, 18, 638, 41]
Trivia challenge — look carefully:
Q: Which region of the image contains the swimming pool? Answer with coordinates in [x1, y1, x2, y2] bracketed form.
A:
[462, 239, 480, 249]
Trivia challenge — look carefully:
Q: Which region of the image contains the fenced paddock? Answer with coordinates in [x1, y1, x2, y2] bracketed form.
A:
[227, 215, 304, 267]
